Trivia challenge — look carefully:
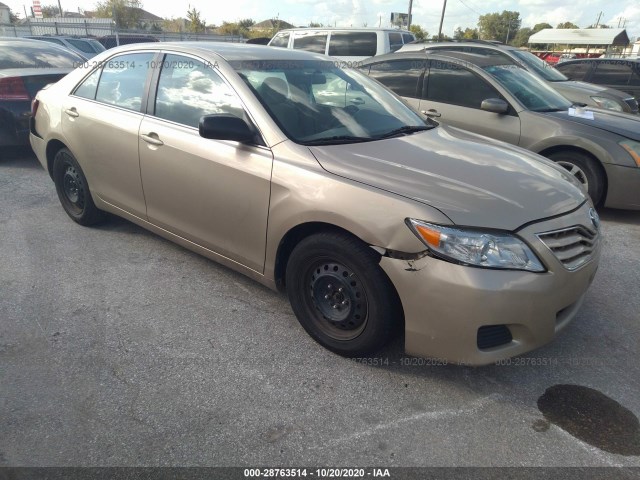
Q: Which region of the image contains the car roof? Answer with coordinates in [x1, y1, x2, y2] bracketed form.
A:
[360, 50, 515, 68]
[400, 40, 514, 52]
[559, 57, 639, 65]
[103, 41, 332, 62]
[276, 27, 412, 33]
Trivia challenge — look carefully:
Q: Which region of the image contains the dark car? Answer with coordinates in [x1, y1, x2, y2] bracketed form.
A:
[25, 36, 106, 58]
[556, 58, 640, 100]
[97, 35, 159, 50]
[0, 37, 84, 147]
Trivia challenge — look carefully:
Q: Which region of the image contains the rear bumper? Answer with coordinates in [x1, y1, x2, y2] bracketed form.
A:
[0, 104, 31, 146]
[603, 163, 640, 210]
[380, 202, 601, 366]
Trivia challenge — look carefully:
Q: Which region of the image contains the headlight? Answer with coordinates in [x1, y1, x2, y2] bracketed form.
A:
[591, 96, 624, 112]
[407, 219, 545, 272]
[619, 140, 640, 167]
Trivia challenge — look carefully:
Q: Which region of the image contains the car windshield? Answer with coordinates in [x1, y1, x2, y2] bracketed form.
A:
[484, 65, 572, 112]
[510, 49, 568, 82]
[232, 60, 432, 145]
[0, 42, 83, 69]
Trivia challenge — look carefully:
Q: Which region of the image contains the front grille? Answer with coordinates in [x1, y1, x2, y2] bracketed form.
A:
[537, 225, 598, 271]
[624, 97, 639, 114]
[477, 325, 512, 350]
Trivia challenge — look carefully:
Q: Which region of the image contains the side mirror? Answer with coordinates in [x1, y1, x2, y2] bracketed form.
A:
[199, 114, 254, 143]
[481, 98, 509, 114]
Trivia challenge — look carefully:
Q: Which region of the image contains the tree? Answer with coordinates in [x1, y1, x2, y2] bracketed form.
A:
[10, 9, 20, 23]
[511, 27, 531, 47]
[308, 21, 323, 27]
[186, 6, 205, 33]
[41, 4, 61, 17]
[477, 10, 521, 43]
[238, 18, 255, 29]
[454, 27, 479, 40]
[94, 0, 143, 29]
[410, 24, 428, 41]
[557, 21, 579, 29]
[532, 22, 552, 32]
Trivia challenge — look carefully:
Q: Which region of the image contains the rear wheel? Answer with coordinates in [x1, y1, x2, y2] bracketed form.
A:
[52, 148, 105, 226]
[547, 150, 605, 206]
[285, 232, 401, 357]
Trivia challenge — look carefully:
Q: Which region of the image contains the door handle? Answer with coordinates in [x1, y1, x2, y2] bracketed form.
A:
[64, 107, 79, 118]
[421, 109, 441, 118]
[140, 133, 164, 146]
[350, 97, 365, 105]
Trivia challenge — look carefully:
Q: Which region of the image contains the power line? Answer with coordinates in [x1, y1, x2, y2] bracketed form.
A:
[456, 0, 483, 17]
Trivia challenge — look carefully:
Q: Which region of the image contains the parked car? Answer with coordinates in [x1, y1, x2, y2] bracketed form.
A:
[31, 42, 600, 365]
[398, 41, 639, 115]
[360, 50, 640, 209]
[25, 36, 106, 58]
[556, 58, 640, 100]
[0, 37, 85, 146]
[97, 34, 159, 49]
[268, 28, 415, 62]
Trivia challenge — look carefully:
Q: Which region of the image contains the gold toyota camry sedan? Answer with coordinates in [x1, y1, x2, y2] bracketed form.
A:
[30, 43, 601, 365]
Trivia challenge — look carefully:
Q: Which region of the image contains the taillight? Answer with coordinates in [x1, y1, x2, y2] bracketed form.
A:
[0, 77, 30, 100]
[31, 98, 40, 117]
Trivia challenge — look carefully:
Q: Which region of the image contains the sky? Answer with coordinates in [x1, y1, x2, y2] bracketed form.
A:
[5, 0, 640, 40]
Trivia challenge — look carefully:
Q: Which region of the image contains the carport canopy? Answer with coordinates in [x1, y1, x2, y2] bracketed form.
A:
[528, 28, 630, 46]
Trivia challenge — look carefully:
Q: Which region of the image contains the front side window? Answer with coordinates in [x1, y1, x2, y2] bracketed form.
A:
[388, 32, 403, 52]
[154, 54, 244, 128]
[484, 65, 572, 112]
[402, 33, 415, 44]
[292, 32, 328, 54]
[426, 61, 500, 109]
[591, 62, 633, 86]
[95, 53, 154, 111]
[328, 32, 377, 57]
[270, 32, 290, 48]
[233, 59, 431, 145]
[368, 60, 423, 98]
[556, 61, 591, 80]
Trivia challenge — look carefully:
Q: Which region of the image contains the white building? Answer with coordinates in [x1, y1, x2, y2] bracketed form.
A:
[0, 2, 12, 24]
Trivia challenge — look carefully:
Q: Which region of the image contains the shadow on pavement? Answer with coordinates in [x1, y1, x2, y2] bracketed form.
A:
[1, 146, 40, 168]
[598, 207, 640, 226]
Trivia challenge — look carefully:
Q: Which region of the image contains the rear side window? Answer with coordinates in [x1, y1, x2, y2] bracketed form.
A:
[368, 60, 424, 98]
[388, 32, 403, 52]
[0, 41, 83, 68]
[425, 61, 499, 109]
[328, 32, 377, 57]
[292, 32, 328, 54]
[73, 68, 102, 99]
[95, 53, 154, 111]
[154, 54, 244, 128]
[67, 39, 96, 54]
[557, 61, 591, 80]
[591, 62, 633, 86]
[270, 32, 290, 48]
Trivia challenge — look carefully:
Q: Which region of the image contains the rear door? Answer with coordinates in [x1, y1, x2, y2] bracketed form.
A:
[62, 52, 155, 217]
[420, 60, 521, 145]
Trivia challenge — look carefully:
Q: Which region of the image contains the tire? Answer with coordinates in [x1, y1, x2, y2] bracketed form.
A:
[52, 148, 105, 226]
[285, 232, 401, 357]
[547, 151, 605, 206]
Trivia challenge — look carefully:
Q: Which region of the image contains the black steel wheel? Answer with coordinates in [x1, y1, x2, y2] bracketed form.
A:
[286, 232, 402, 356]
[53, 148, 104, 226]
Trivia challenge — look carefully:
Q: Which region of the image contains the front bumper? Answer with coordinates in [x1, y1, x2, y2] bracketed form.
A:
[380, 202, 601, 366]
[603, 163, 640, 210]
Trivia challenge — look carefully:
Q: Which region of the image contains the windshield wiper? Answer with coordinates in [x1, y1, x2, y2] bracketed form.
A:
[303, 135, 375, 146]
[375, 125, 433, 139]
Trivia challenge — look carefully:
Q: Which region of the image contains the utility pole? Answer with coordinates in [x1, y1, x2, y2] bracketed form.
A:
[407, 0, 413, 29]
[594, 11, 602, 28]
[437, 0, 447, 41]
[57, 0, 62, 17]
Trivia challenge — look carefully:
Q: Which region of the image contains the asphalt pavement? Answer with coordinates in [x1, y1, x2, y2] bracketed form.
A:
[1, 147, 639, 469]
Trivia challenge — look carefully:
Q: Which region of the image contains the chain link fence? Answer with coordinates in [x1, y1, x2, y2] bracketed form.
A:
[0, 18, 245, 45]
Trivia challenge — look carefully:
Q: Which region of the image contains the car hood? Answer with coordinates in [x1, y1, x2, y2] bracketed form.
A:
[542, 108, 640, 141]
[308, 125, 586, 231]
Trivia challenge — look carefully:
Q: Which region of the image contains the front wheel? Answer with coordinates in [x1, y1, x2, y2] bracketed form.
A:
[547, 151, 605, 206]
[285, 232, 401, 357]
[52, 148, 105, 226]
